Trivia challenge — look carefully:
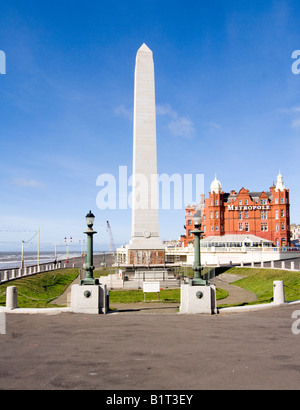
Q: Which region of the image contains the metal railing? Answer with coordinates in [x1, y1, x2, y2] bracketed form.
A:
[0, 261, 76, 285]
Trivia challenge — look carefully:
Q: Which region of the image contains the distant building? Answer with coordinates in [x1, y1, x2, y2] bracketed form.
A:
[181, 172, 290, 248]
[290, 223, 300, 243]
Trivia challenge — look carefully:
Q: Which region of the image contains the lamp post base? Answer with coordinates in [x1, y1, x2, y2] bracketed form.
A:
[180, 284, 217, 315]
[189, 278, 207, 286]
[71, 284, 108, 314]
[80, 278, 99, 285]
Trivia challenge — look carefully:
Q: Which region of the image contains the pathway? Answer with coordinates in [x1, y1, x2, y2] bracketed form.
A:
[215, 273, 257, 305]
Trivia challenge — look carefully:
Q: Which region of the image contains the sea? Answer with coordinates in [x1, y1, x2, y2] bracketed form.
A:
[0, 251, 83, 270]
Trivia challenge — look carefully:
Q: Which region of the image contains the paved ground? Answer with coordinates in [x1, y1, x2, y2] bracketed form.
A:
[0, 304, 299, 390]
[1, 255, 298, 391]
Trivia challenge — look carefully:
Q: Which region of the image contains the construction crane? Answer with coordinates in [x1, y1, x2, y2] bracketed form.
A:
[106, 221, 116, 254]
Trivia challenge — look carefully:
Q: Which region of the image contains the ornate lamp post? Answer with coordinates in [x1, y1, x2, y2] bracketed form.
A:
[189, 210, 207, 286]
[80, 210, 99, 285]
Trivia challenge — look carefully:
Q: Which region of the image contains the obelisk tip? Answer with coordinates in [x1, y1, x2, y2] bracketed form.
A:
[138, 43, 152, 53]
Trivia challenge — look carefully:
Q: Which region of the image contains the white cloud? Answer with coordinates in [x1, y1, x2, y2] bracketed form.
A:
[114, 102, 196, 138]
[13, 178, 44, 188]
[156, 103, 177, 119]
[113, 104, 133, 120]
[205, 121, 221, 131]
[156, 103, 196, 139]
[291, 118, 300, 129]
[168, 116, 195, 139]
[290, 105, 300, 113]
[280, 104, 300, 130]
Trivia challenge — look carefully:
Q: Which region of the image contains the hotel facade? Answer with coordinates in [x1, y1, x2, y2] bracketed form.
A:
[180, 172, 290, 248]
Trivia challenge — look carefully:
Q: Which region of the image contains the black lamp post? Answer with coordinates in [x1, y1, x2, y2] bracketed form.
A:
[189, 210, 207, 286]
[80, 210, 99, 285]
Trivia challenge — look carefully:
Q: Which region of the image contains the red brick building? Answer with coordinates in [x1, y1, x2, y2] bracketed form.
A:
[181, 172, 290, 248]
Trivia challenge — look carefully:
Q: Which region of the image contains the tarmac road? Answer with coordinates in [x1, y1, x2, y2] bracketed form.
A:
[0, 304, 299, 390]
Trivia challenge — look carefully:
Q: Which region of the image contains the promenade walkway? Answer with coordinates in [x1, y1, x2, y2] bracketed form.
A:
[1, 260, 299, 390]
[0, 304, 299, 390]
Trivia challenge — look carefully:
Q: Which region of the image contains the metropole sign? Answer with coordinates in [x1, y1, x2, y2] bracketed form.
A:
[228, 205, 271, 211]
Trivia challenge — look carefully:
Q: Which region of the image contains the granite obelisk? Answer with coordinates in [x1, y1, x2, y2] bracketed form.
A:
[128, 44, 165, 265]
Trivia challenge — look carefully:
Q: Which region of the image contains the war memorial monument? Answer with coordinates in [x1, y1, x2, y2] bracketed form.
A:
[120, 44, 216, 313]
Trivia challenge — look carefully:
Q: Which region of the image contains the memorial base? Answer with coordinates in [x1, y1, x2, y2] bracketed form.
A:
[71, 284, 108, 314]
[128, 249, 165, 265]
[180, 284, 217, 315]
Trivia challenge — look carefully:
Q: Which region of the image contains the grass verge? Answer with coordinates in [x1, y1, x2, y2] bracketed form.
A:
[215, 267, 300, 306]
[0, 268, 79, 308]
[109, 287, 229, 304]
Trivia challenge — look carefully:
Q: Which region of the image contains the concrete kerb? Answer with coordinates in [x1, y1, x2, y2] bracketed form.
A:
[0, 306, 118, 315]
[217, 299, 300, 314]
[1, 299, 300, 315]
[0, 306, 72, 315]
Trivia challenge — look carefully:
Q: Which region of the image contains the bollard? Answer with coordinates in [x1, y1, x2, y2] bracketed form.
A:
[6, 286, 18, 310]
[273, 281, 285, 305]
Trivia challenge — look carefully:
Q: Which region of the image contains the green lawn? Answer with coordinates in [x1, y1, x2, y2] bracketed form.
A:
[109, 287, 229, 304]
[0, 268, 79, 308]
[215, 267, 300, 305]
[109, 289, 180, 304]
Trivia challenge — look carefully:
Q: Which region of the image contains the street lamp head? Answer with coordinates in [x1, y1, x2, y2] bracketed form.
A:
[193, 210, 202, 227]
[86, 210, 95, 228]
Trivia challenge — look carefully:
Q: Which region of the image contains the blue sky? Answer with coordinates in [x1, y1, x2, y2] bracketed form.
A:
[1, 0, 300, 252]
